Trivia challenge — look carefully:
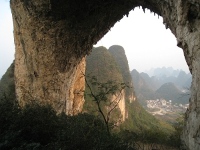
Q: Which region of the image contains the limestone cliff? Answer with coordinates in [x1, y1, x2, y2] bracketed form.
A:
[111, 89, 126, 121]
[11, 1, 200, 149]
[11, 1, 88, 115]
[84, 46, 126, 121]
[109, 45, 136, 103]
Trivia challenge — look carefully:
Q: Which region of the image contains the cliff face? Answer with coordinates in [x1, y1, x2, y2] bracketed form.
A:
[85, 46, 136, 122]
[11, 1, 200, 149]
[109, 45, 136, 103]
[113, 90, 126, 121]
[11, 0, 87, 115]
[85, 46, 126, 121]
[171, 2, 200, 150]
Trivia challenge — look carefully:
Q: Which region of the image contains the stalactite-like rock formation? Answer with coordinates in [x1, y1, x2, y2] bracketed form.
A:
[11, 0, 200, 149]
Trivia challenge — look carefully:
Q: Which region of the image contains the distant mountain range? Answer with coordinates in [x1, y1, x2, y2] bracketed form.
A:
[144, 67, 191, 90]
[84, 45, 170, 131]
[131, 68, 191, 105]
[145, 67, 185, 77]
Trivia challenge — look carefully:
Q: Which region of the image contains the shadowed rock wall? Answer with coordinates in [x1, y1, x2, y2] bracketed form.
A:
[10, 0, 200, 149]
[10, 0, 88, 115]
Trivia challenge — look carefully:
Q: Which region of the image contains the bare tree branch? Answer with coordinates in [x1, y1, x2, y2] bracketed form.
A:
[81, 70, 128, 135]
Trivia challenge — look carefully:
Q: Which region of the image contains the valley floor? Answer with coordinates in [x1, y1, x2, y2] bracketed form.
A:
[145, 99, 188, 123]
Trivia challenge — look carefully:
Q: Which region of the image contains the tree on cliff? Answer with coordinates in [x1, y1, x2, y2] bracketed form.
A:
[83, 46, 128, 134]
[85, 75, 127, 134]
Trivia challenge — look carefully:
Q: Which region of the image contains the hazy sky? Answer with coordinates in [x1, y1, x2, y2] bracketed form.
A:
[95, 8, 189, 73]
[0, 1, 15, 78]
[0, 1, 189, 78]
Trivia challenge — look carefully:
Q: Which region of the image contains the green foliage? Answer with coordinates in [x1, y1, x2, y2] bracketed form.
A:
[118, 100, 178, 148]
[109, 45, 135, 99]
[84, 46, 126, 133]
[0, 62, 16, 101]
[121, 100, 163, 131]
[118, 128, 173, 150]
[168, 115, 184, 148]
[156, 82, 182, 102]
[86, 46, 123, 84]
[84, 46, 179, 148]
[0, 96, 19, 142]
[85, 75, 127, 134]
[0, 48, 182, 149]
[14, 104, 59, 145]
[86, 76, 126, 102]
[0, 96, 132, 150]
[0, 99, 59, 149]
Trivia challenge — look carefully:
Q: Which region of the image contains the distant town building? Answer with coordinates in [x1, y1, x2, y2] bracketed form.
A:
[146, 98, 188, 116]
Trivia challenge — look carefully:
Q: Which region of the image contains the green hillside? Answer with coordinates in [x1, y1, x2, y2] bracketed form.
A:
[131, 69, 190, 105]
[83, 46, 124, 121]
[109, 45, 135, 100]
[0, 61, 15, 100]
[85, 46, 123, 83]
[131, 69, 156, 105]
[121, 100, 173, 133]
[156, 82, 189, 104]
[84, 46, 174, 134]
[0, 47, 180, 149]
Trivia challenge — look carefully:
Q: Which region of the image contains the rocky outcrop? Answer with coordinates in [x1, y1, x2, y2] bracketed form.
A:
[85, 46, 126, 121]
[10, 0, 88, 115]
[114, 90, 126, 121]
[109, 45, 136, 103]
[11, 1, 200, 149]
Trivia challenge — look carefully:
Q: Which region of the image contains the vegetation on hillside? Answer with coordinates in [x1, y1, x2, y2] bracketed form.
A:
[84, 46, 125, 131]
[85, 75, 127, 134]
[0, 61, 15, 100]
[109, 45, 135, 100]
[0, 46, 183, 149]
[131, 69, 190, 105]
[86, 46, 123, 83]
[0, 97, 132, 149]
[131, 69, 156, 105]
[155, 82, 189, 104]
[84, 46, 182, 149]
[0, 84, 183, 150]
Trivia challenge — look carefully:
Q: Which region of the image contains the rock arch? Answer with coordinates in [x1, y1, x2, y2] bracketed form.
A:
[10, 0, 200, 149]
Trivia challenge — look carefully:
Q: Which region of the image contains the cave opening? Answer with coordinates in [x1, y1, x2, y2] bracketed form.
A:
[92, 7, 191, 122]
[95, 7, 189, 74]
[3, 0, 200, 149]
